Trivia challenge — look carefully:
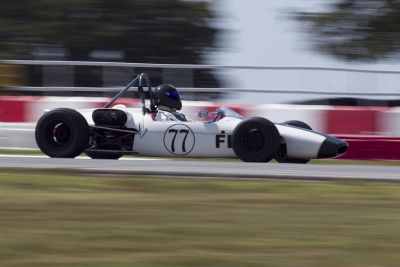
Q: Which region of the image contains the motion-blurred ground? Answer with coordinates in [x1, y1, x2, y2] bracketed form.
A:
[1, 171, 400, 267]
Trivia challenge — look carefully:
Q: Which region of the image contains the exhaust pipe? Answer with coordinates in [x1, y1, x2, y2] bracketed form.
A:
[317, 137, 349, 159]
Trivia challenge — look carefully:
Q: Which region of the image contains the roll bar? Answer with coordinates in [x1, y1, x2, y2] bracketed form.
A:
[103, 73, 155, 115]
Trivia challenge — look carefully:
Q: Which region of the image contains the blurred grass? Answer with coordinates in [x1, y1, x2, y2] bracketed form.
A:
[1, 170, 400, 266]
[1, 150, 400, 165]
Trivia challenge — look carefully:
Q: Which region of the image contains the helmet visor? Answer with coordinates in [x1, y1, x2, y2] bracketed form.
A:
[165, 92, 180, 100]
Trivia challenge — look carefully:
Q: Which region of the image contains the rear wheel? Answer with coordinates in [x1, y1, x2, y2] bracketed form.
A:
[232, 117, 281, 162]
[275, 120, 312, 164]
[35, 108, 90, 158]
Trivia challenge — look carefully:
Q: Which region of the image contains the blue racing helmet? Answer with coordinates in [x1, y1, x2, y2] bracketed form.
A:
[153, 84, 182, 110]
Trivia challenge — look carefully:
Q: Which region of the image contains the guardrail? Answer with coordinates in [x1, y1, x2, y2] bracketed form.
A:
[3, 60, 400, 74]
[2, 60, 400, 96]
[3, 86, 400, 97]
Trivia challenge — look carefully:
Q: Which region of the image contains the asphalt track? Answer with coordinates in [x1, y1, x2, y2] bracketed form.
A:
[0, 155, 399, 181]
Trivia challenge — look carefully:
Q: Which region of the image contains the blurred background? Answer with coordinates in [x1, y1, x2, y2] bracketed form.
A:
[0, 0, 223, 100]
[2, 0, 400, 159]
[3, 0, 400, 102]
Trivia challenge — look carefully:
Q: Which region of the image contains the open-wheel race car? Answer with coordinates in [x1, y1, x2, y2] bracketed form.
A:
[35, 73, 348, 163]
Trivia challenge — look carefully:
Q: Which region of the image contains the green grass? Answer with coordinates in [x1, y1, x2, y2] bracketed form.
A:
[2, 149, 400, 165]
[1, 170, 400, 266]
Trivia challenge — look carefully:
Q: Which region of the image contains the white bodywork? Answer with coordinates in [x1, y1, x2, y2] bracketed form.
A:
[77, 106, 328, 159]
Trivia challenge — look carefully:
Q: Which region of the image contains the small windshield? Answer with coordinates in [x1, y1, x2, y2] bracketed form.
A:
[186, 106, 245, 122]
[217, 106, 245, 119]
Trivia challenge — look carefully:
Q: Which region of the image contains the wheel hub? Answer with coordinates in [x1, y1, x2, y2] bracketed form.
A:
[56, 129, 67, 140]
[245, 129, 265, 151]
[53, 123, 71, 145]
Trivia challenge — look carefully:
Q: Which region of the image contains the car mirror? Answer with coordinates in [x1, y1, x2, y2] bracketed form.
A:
[198, 109, 211, 118]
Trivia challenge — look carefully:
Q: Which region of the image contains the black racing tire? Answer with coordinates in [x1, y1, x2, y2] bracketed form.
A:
[85, 152, 122, 160]
[35, 108, 90, 158]
[276, 120, 312, 164]
[232, 117, 281, 162]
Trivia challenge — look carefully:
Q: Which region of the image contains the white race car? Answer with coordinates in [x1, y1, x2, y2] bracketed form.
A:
[35, 73, 348, 163]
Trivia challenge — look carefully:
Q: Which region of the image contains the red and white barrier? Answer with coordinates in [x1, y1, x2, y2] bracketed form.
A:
[334, 135, 400, 161]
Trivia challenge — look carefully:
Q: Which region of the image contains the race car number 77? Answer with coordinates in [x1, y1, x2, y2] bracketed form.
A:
[169, 129, 189, 152]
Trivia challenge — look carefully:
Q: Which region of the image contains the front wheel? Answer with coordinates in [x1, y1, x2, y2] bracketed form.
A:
[232, 117, 281, 162]
[35, 108, 90, 158]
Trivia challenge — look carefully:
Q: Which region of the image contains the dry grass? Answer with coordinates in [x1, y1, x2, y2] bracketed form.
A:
[0, 171, 400, 266]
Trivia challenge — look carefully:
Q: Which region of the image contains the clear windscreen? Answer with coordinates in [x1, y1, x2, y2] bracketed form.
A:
[218, 106, 245, 119]
[185, 106, 245, 122]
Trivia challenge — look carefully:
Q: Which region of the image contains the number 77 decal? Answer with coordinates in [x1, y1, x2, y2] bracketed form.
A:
[168, 129, 189, 152]
[179, 129, 189, 152]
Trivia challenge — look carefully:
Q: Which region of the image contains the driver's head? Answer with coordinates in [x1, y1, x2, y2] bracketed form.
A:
[153, 84, 182, 111]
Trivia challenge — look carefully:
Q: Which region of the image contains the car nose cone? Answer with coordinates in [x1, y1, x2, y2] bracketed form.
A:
[317, 136, 348, 159]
